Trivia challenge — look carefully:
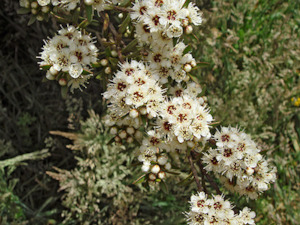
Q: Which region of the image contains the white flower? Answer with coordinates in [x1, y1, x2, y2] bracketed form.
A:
[69, 63, 83, 78]
[37, 0, 50, 6]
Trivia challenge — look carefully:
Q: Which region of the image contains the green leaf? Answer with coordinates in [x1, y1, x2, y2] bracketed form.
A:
[160, 180, 168, 194]
[118, 14, 131, 34]
[183, 45, 192, 54]
[61, 86, 68, 99]
[27, 15, 36, 26]
[40, 65, 52, 70]
[122, 39, 138, 54]
[82, 69, 93, 75]
[133, 174, 146, 184]
[17, 8, 31, 14]
[86, 5, 93, 23]
[176, 172, 193, 186]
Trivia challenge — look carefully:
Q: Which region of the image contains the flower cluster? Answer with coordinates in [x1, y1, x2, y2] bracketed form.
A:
[131, 0, 200, 83]
[185, 192, 256, 225]
[158, 94, 212, 143]
[202, 127, 277, 199]
[131, 0, 202, 39]
[103, 60, 165, 119]
[38, 25, 98, 92]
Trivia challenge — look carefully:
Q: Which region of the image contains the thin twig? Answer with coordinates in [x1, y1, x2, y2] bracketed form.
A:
[113, 6, 134, 13]
[197, 158, 222, 195]
[188, 154, 202, 192]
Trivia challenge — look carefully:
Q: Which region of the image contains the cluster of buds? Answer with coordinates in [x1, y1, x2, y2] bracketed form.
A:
[185, 192, 256, 225]
[19, 0, 51, 21]
[38, 25, 98, 92]
[202, 127, 277, 199]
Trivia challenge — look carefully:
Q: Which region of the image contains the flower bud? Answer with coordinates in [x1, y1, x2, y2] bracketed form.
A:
[110, 126, 118, 135]
[149, 173, 156, 180]
[31, 8, 38, 14]
[100, 58, 108, 66]
[191, 60, 197, 68]
[183, 64, 192, 73]
[104, 66, 111, 74]
[157, 155, 168, 165]
[151, 165, 160, 174]
[182, 19, 189, 27]
[187, 141, 196, 149]
[84, 0, 94, 5]
[31, 1, 39, 9]
[134, 130, 143, 140]
[126, 136, 134, 144]
[141, 163, 150, 172]
[129, 109, 139, 118]
[111, 50, 118, 57]
[58, 78, 67, 86]
[124, 33, 129, 38]
[46, 71, 55, 80]
[41, 6, 50, 13]
[158, 171, 166, 179]
[118, 13, 124, 19]
[114, 135, 121, 143]
[119, 130, 127, 139]
[165, 162, 171, 170]
[50, 66, 59, 75]
[185, 25, 193, 34]
[126, 127, 135, 135]
[147, 113, 154, 119]
[139, 106, 147, 115]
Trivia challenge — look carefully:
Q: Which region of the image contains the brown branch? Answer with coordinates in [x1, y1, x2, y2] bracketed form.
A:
[188, 154, 202, 192]
[197, 158, 222, 195]
[99, 12, 125, 63]
[113, 6, 134, 13]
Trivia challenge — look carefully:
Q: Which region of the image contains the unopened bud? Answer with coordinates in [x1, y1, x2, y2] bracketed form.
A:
[50, 66, 59, 75]
[185, 25, 193, 34]
[100, 58, 108, 66]
[151, 165, 160, 174]
[118, 13, 124, 19]
[183, 64, 192, 73]
[134, 130, 143, 140]
[141, 163, 150, 172]
[126, 127, 135, 135]
[149, 173, 156, 180]
[31, 8, 38, 14]
[111, 50, 118, 57]
[165, 162, 171, 170]
[119, 130, 127, 139]
[139, 107, 147, 115]
[182, 19, 189, 27]
[84, 0, 94, 5]
[147, 113, 154, 119]
[187, 141, 196, 148]
[31, 1, 38, 8]
[110, 127, 118, 135]
[124, 33, 129, 38]
[157, 155, 168, 165]
[114, 135, 121, 143]
[58, 78, 67, 86]
[46, 71, 55, 80]
[104, 67, 111, 74]
[129, 109, 139, 118]
[158, 171, 166, 179]
[41, 6, 50, 13]
[190, 60, 197, 68]
[126, 136, 134, 144]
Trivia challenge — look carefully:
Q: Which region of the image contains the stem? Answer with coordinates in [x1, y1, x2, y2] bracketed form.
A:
[196, 157, 222, 195]
[188, 154, 202, 192]
[113, 6, 134, 13]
